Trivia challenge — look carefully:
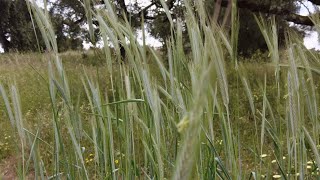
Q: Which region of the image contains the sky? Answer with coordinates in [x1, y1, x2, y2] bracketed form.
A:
[82, 26, 163, 49]
[82, 0, 162, 49]
[300, 1, 320, 50]
[0, 0, 319, 52]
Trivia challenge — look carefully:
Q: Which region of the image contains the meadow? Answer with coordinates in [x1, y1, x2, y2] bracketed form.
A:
[1, 1, 320, 179]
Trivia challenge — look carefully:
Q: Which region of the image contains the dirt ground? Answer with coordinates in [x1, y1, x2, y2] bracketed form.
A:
[0, 156, 18, 180]
[0, 156, 34, 180]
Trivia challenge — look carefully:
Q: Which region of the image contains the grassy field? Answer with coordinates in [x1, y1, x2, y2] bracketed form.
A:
[2, 1, 320, 179]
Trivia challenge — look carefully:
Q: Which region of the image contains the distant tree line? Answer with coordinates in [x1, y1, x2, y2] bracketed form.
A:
[0, 0, 317, 55]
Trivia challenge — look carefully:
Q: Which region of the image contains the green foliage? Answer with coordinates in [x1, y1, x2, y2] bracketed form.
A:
[0, 0, 308, 56]
[238, 9, 269, 56]
[0, 0, 86, 52]
[49, 0, 86, 52]
[0, 0, 44, 52]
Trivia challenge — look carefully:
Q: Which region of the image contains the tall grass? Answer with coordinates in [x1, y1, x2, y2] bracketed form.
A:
[1, 0, 320, 179]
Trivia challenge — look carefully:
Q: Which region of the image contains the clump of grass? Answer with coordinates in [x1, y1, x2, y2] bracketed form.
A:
[1, 0, 320, 179]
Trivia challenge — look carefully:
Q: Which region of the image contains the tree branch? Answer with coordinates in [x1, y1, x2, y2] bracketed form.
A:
[131, 0, 177, 22]
[167, 0, 176, 9]
[308, 0, 320, 6]
[135, 2, 157, 19]
[219, 0, 314, 26]
[299, 0, 312, 15]
[118, 0, 129, 17]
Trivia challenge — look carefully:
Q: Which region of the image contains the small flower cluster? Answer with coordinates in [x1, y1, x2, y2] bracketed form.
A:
[0, 134, 11, 152]
[260, 153, 320, 178]
[85, 153, 95, 164]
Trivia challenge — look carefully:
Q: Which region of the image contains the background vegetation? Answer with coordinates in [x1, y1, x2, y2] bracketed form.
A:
[0, 0, 315, 54]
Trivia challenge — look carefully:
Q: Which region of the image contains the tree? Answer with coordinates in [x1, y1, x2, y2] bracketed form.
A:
[0, 0, 12, 52]
[0, 0, 44, 52]
[219, 0, 318, 26]
[236, 0, 299, 55]
[104, 0, 298, 55]
[1, 0, 319, 54]
[49, 0, 86, 51]
[0, 0, 87, 52]
[90, 0, 307, 55]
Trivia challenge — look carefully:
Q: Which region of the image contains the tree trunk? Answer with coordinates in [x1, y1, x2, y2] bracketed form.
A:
[0, 33, 10, 52]
[120, 43, 126, 61]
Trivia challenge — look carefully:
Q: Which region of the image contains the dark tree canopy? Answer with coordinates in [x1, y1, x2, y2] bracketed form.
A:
[49, 0, 86, 51]
[0, 0, 44, 52]
[0, 0, 86, 52]
[224, 0, 317, 26]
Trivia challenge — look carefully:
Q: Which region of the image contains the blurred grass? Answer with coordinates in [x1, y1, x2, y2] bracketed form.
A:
[0, 51, 110, 160]
[0, 50, 289, 170]
[1, 50, 320, 178]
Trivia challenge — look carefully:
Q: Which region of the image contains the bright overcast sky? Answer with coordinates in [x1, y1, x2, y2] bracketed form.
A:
[0, 1, 319, 52]
[300, 1, 320, 50]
